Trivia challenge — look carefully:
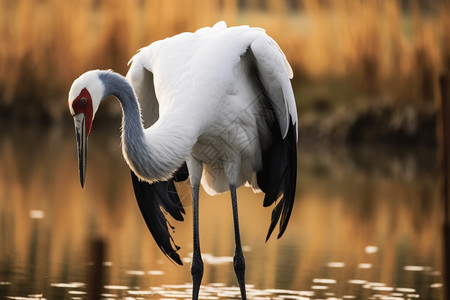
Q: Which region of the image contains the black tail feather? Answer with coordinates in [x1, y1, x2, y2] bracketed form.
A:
[277, 125, 297, 238]
[130, 164, 189, 265]
[265, 200, 283, 241]
[258, 118, 297, 241]
[260, 124, 286, 207]
[173, 162, 189, 182]
[167, 180, 185, 221]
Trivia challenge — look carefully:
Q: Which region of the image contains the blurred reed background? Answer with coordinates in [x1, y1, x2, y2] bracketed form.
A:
[0, 0, 449, 126]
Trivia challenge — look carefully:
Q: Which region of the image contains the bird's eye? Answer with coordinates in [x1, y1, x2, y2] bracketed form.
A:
[79, 97, 88, 106]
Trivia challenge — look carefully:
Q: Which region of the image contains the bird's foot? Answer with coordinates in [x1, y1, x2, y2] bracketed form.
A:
[191, 254, 204, 300]
[234, 250, 247, 300]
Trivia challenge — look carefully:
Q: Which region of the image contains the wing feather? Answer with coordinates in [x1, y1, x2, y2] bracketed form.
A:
[126, 53, 159, 128]
[250, 36, 298, 140]
[247, 35, 298, 241]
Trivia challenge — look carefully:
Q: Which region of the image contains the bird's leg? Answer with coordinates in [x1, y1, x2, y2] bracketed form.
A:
[191, 185, 203, 300]
[230, 184, 247, 300]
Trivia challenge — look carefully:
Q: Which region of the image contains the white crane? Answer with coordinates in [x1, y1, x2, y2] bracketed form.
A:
[68, 21, 297, 300]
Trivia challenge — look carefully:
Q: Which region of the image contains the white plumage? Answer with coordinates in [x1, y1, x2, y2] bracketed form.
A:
[68, 21, 298, 300]
[126, 21, 297, 194]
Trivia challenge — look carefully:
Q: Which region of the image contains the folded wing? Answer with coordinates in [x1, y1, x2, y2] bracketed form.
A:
[246, 35, 298, 241]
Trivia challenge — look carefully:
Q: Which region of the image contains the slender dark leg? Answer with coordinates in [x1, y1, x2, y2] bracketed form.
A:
[230, 184, 247, 300]
[191, 185, 203, 300]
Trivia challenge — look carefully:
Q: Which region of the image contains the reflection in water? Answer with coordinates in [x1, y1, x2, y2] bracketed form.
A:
[0, 125, 443, 299]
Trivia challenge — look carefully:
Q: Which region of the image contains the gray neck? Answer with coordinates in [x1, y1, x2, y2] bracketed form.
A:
[99, 71, 189, 182]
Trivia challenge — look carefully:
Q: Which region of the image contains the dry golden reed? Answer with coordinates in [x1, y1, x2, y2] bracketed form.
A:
[0, 0, 448, 119]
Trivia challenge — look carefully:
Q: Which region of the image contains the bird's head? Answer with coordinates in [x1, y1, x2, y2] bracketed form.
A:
[68, 70, 105, 134]
[68, 70, 105, 187]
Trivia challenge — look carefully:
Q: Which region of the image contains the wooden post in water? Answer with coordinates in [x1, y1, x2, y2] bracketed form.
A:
[88, 238, 105, 300]
[439, 73, 450, 300]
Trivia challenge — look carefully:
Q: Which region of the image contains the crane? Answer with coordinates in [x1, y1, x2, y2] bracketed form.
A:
[68, 21, 297, 300]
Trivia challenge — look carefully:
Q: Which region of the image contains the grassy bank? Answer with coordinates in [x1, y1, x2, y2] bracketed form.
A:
[0, 0, 448, 124]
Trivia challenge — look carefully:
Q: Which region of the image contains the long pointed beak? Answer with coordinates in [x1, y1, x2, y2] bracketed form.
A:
[73, 113, 87, 188]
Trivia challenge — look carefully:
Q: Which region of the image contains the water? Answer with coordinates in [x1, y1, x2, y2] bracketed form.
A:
[0, 124, 443, 299]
